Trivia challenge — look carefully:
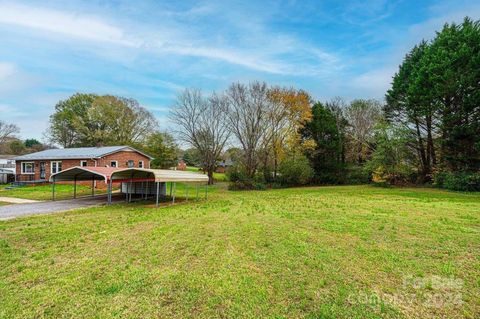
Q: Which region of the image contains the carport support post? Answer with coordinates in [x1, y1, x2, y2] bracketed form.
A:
[52, 176, 56, 201]
[73, 175, 77, 199]
[129, 178, 133, 203]
[172, 182, 176, 204]
[185, 183, 188, 202]
[108, 179, 112, 205]
[91, 176, 95, 197]
[155, 182, 160, 207]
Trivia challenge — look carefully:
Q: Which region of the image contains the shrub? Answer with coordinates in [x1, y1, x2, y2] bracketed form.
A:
[434, 171, 480, 191]
[345, 165, 370, 184]
[226, 165, 248, 183]
[227, 165, 266, 191]
[278, 156, 314, 186]
[228, 181, 266, 191]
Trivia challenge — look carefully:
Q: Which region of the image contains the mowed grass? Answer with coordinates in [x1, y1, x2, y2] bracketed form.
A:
[186, 166, 228, 182]
[0, 186, 479, 318]
[0, 184, 105, 201]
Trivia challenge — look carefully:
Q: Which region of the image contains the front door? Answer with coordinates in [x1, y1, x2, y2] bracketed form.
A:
[40, 162, 46, 179]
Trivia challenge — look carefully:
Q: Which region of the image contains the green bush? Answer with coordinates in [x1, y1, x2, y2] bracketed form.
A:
[278, 156, 314, 186]
[346, 165, 370, 184]
[226, 165, 248, 183]
[227, 165, 266, 191]
[434, 171, 480, 191]
[228, 181, 266, 191]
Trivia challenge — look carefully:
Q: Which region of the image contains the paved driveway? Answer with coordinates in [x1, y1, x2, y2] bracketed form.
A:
[0, 195, 125, 220]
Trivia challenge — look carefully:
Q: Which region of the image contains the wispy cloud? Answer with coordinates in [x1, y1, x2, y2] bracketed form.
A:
[0, 62, 16, 79]
[0, 62, 40, 94]
[0, 2, 340, 76]
[0, 3, 138, 46]
[2, 0, 475, 139]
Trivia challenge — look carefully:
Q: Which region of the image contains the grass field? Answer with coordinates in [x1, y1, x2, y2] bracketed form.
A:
[186, 166, 228, 182]
[0, 185, 479, 318]
[0, 184, 105, 201]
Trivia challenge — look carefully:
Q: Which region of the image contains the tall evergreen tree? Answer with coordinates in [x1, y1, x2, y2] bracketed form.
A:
[386, 17, 480, 177]
[302, 102, 343, 183]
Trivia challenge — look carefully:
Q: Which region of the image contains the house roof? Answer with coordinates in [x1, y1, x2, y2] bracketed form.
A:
[13, 146, 153, 161]
[0, 155, 16, 160]
[217, 159, 234, 167]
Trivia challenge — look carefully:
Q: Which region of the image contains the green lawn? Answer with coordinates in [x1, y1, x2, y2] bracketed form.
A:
[0, 185, 479, 318]
[0, 184, 105, 201]
[186, 166, 228, 182]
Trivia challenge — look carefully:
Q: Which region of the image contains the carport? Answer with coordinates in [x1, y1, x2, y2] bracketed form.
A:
[0, 168, 15, 184]
[50, 167, 209, 206]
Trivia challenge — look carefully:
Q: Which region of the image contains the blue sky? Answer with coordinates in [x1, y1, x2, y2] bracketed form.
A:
[1, 0, 479, 140]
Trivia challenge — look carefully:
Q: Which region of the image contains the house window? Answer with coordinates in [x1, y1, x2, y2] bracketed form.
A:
[127, 160, 134, 168]
[80, 160, 88, 167]
[51, 161, 62, 174]
[21, 162, 35, 174]
[138, 160, 144, 168]
[110, 161, 118, 168]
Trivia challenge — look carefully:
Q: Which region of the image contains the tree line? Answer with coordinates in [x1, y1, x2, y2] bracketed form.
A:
[384, 17, 480, 190]
[1, 17, 478, 190]
[171, 17, 480, 190]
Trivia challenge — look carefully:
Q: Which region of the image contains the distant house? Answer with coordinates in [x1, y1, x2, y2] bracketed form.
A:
[14, 146, 152, 182]
[215, 159, 234, 173]
[177, 159, 187, 171]
[0, 155, 16, 183]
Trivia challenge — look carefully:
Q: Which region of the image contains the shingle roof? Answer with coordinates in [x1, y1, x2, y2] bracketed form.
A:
[13, 146, 152, 160]
[0, 155, 16, 159]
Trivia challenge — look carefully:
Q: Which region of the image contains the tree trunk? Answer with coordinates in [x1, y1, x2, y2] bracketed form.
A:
[357, 143, 363, 164]
[207, 169, 214, 185]
[273, 157, 278, 179]
[426, 115, 436, 167]
[414, 119, 429, 180]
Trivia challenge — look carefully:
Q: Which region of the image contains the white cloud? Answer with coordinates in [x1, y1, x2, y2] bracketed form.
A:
[0, 62, 40, 94]
[408, 5, 480, 45]
[0, 2, 340, 76]
[350, 67, 397, 98]
[0, 62, 16, 79]
[0, 3, 139, 46]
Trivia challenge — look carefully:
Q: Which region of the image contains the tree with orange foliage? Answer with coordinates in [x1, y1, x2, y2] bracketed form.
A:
[266, 87, 315, 178]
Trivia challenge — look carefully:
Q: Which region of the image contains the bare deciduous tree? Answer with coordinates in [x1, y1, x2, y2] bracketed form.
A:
[264, 87, 292, 178]
[346, 99, 382, 163]
[225, 82, 271, 178]
[170, 89, 230, 184]
[326, 96, 348, 163]
[0, 120, 20, 145]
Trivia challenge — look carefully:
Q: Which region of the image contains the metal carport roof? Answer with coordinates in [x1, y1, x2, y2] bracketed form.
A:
[49, 167, 119, 182]
[110, 168, 209, 183]
[50, 166, 209, 183]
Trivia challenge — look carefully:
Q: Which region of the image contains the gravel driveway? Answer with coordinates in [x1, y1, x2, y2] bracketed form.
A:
[0, 195, 124, 220]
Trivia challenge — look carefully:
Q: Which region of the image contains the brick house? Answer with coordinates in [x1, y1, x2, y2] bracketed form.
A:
[14, 146, 152, 182]
[177, 159, 187, 171]
[215, 159, 234, 173]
